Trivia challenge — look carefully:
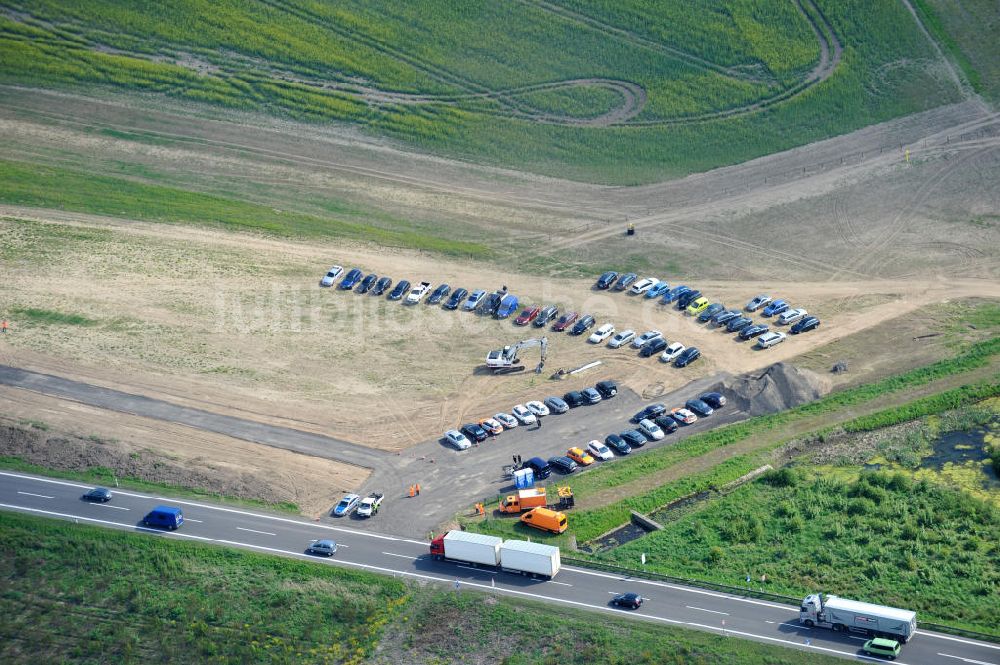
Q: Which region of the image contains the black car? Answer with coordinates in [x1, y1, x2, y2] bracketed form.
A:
[570, 314, 596, 335]
[604, 434, 632, 455]
[713, 309, 740, 325]
[595, 380, 618, 399]
[339, 268, 364, 290]
[357, 273, 378, 294]
[82, 487, 112, 502]
[621, 429, 647, 448]
[726, 316, 753, 333]
[596, 271, 619, 289]
[427, 284, 451, 304]
[525, 456, 551, 479]
[632, 403, 667, 422]
[534, 305, 559, 327]
[685, 398, 714, 417]
[388, 280, 411, 300]
[611, 592, 643, 609]
[443, 287, 468, 310]
[677, 289, 702, 309]
[791, 316, 821, 334]
[547, 456, 578, 474]
[460, 422, 488, 443]
[739, 324, 769, 340]
[674, 347, 701, 367]
[653, 415, 679, 433]
[639, 337, 668, 357]
[563, 391, 586, 408]
[372, 276, 393, 295]
[613, 273, 638, 291]
[480, 291, 504, 316]
[698, 303, 725, 322]
[699, 392, 727, 408]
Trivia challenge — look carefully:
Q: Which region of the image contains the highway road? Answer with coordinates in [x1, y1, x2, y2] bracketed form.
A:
[2, 471, 996, 665]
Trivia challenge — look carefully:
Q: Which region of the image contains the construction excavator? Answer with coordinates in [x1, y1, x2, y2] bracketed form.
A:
[485, 337, 548, 374]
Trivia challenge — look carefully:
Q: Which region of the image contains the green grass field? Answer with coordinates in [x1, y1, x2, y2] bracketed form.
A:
[0, 0, 966, 182]
[605, 465, 999, 634]
[0, 511, 851, 665]
[912, 0, 1000, 103]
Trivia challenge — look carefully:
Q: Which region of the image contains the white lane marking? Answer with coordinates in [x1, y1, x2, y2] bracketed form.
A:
[17, 491, 53, 499]
[90, 503, 130, 511]
[383, 552, 419, 560]
[0, 503, 213, 541]
[457, 565, 480, 571]
[236, 527, 276, 536]
[185, 518, 203, 523]
[687, 605, 729, 616]
[549, 581, 573, 587]
[929, 634, 1000, 651]
[213, 539, 882, 663]
[937, 653, 998, 665]
[563, 565, 790, 611]
[0, 471, 415, 543]
[765, 620, 776, 624]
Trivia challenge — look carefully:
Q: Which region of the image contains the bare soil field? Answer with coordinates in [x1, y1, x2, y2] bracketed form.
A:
[2, 210, 998, 453]
[0, 387, 366, 516]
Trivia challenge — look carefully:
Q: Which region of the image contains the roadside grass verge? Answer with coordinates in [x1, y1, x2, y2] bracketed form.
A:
[0, 159, 491, 259]
[604, 466, 1000, 635]
[0, 457, 300, 514]
[0, 511, 407, 664]
[0, 511, 851, 665]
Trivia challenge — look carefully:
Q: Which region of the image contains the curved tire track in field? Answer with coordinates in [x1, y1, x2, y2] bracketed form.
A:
[256, 0, 841, 128]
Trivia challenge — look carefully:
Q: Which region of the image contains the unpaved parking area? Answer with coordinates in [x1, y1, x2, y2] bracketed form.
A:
[2, 211, 997, 452]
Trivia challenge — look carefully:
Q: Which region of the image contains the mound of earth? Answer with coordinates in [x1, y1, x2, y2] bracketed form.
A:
[710, 362, 828, 416]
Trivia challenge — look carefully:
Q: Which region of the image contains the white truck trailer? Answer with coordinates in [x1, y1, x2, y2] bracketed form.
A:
[430, 530, 560, 579]
[499, 539, 560, 579]
[799, 594, 917, 642]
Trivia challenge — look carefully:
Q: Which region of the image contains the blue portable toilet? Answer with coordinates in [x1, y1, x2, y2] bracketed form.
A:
[514, 467, 534, 489]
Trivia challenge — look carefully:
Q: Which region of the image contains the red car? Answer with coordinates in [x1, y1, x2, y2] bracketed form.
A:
[552, 311, 579, 332]
[515, 306, 541, 326]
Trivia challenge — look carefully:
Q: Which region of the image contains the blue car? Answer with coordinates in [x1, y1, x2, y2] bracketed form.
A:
[613, 273, 638, 291]
[661, 285, 691, 304]
[443, 287, 468, 310]
[463, 289, 487, 311]
[762, 300, 789, 317]
[596, 271, 619, 289]
[496, 294, 519, 318]
[427, 283, 451, 304]
[332, 493, 360, 517]
[646, 281, 671, 299]
[339, 268, 363, 290]
[388, 280, 411, 300]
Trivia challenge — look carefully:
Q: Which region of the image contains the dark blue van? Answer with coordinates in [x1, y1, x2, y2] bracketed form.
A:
[524, 456, 551, 480]
[143, 505, 184, 530]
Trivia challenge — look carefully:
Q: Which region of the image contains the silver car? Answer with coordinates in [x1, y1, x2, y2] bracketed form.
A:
[306, 539, 338, 556]
[444, 429, 472, 450]
[319, 265, 344, 287]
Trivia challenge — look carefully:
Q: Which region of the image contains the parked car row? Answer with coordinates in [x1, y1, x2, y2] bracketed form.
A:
[442, 381, 620, 451]
[745, 294, 820, 334]
[514, 390, 730, 479]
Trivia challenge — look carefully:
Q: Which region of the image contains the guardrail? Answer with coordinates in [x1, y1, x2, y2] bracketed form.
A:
[561, 557, 1000, 644]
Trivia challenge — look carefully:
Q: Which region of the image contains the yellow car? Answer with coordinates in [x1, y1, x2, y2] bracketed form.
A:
[567, 447, 595, 466]
[686, 297, 710, 315]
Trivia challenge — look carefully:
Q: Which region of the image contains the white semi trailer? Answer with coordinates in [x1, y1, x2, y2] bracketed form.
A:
[799, 594, 917, 642]
[430, 530, 560, 579]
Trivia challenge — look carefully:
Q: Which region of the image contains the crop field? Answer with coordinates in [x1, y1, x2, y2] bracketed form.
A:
[0, 0, 966, 182]
[604, 454, 999, 634]
[0, 511, 852, 665]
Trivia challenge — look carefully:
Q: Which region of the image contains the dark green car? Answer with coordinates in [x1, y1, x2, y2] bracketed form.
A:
[862, 638, 901, 660]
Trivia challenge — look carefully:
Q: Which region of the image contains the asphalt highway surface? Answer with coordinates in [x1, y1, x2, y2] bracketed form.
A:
[2, 471, 996, 664]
